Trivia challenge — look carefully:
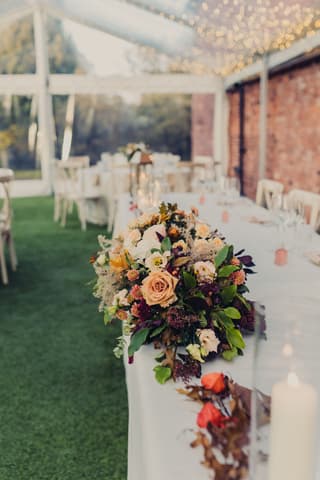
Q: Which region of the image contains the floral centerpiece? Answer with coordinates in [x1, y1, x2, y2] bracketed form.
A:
[119, 142, 151, 163]
[92, 203, 255, 384]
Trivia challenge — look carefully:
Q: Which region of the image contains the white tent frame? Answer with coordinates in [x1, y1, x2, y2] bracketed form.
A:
[1, 2, 320, 194]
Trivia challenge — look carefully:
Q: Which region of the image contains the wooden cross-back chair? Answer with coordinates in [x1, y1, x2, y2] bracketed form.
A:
[0, 169, 17, 285]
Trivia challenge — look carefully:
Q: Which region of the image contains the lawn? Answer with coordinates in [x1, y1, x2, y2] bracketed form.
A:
[0, 197, 128, 480]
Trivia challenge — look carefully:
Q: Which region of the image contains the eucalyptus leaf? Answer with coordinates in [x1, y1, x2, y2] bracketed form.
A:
[224, 307, 241, 319]
[153, 365, 172, 384]
[128, 328, 150, 356]
[214, 245, 230, 268]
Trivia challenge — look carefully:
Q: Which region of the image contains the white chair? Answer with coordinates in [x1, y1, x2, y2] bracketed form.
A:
[256, 179, 284, 209]
[0, 169, 17, 285]
[108, 164, 131, 231]
[55, 156, 97, 231]
[287, 189, 320, 231]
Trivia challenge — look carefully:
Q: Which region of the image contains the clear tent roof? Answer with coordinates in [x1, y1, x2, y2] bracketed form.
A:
[1, 0, 320, 75]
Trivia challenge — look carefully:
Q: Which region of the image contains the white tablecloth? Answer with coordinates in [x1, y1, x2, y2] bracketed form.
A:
[113, 193, 320, 480]
[82, 168, 112, 225]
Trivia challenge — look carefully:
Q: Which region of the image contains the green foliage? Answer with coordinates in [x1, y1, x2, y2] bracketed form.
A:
[221, 285, 237, 304]
[182, 270, 197, 289]
[226, 328, 245, 350]
[150, 325, 167, 338]
[215, 245, 230, 268]
[161, 236, 172, 253]
[222, 347, 238, 361]
[153, 365, 172, 384]
[128, 328, 150, 356]
[218, 265, 239, 277]
[223, 307, 241, 319]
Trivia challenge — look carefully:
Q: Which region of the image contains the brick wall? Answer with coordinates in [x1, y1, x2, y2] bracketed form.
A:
[227, 59, 320, 199]
[191, 94, 214, 159]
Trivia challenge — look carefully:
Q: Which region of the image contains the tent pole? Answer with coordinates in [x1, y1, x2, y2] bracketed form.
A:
[33, 7, 55, 194]
[258, 54, 268, 180]
[213, 78, 227, 180]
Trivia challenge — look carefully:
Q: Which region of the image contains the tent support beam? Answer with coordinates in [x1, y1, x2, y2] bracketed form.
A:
[213, 79, 228, 179]
[33, 7, 55, 194]
[258, 55, 268, 180]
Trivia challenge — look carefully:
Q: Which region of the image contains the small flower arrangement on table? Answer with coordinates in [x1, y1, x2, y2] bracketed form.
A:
[119, 142, 151, 163]
[92, 202, 256, 384]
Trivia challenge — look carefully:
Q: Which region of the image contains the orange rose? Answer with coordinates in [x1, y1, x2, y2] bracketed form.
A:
[141, 271, 178, 308]
[109, 252, 129, 273]
[197, 403, 225, 428]
[201, 372, 225, 393]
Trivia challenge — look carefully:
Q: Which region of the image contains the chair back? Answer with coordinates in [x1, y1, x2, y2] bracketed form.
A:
[55, 156, 90, 197]
[287, 189, 320, 230]
[256, 179, 284, 209]
[0, 169, 14, 231]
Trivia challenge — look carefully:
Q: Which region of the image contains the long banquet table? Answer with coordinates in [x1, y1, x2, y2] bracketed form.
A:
[113, 193, 320, 480]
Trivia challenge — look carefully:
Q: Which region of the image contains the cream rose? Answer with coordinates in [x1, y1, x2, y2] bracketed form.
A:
[211, 236, 225, 252]
[194, 261, 216, 282]
[195, 222, 210, 238]
[141, 271, 178, 307]
[193, 239, 213, 257]
[96, 253, 106, 266]
[197, 328, 220, 354]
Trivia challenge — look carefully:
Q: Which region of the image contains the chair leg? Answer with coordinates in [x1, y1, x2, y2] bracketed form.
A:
[8, 232, 17, 271]
[0, 235, 8, 285]
[61, 199, 68, 228]
[77, 201, 87, 231]
[54, 195, 60, 222]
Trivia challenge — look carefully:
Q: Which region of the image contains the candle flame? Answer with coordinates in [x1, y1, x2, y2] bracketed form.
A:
[287, 372, 299, 387]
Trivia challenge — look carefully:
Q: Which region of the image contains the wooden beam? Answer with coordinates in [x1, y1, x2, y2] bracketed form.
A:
[0, 75, 38, 95]
[49, 74, 221, 95]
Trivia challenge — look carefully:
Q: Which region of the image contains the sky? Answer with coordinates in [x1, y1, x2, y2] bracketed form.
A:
[63, 19, 136, 76]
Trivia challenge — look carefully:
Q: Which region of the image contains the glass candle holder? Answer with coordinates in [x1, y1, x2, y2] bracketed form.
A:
[250, 296, 320, 480]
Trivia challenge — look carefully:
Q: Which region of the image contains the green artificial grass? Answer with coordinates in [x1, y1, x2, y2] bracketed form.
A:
[0, 197, 128, 480]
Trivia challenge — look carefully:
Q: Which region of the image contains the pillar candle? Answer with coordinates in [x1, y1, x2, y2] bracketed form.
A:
[268, 373, 319, 480]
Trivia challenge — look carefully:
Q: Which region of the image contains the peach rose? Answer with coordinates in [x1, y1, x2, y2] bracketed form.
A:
[141, 271, 178, 308]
